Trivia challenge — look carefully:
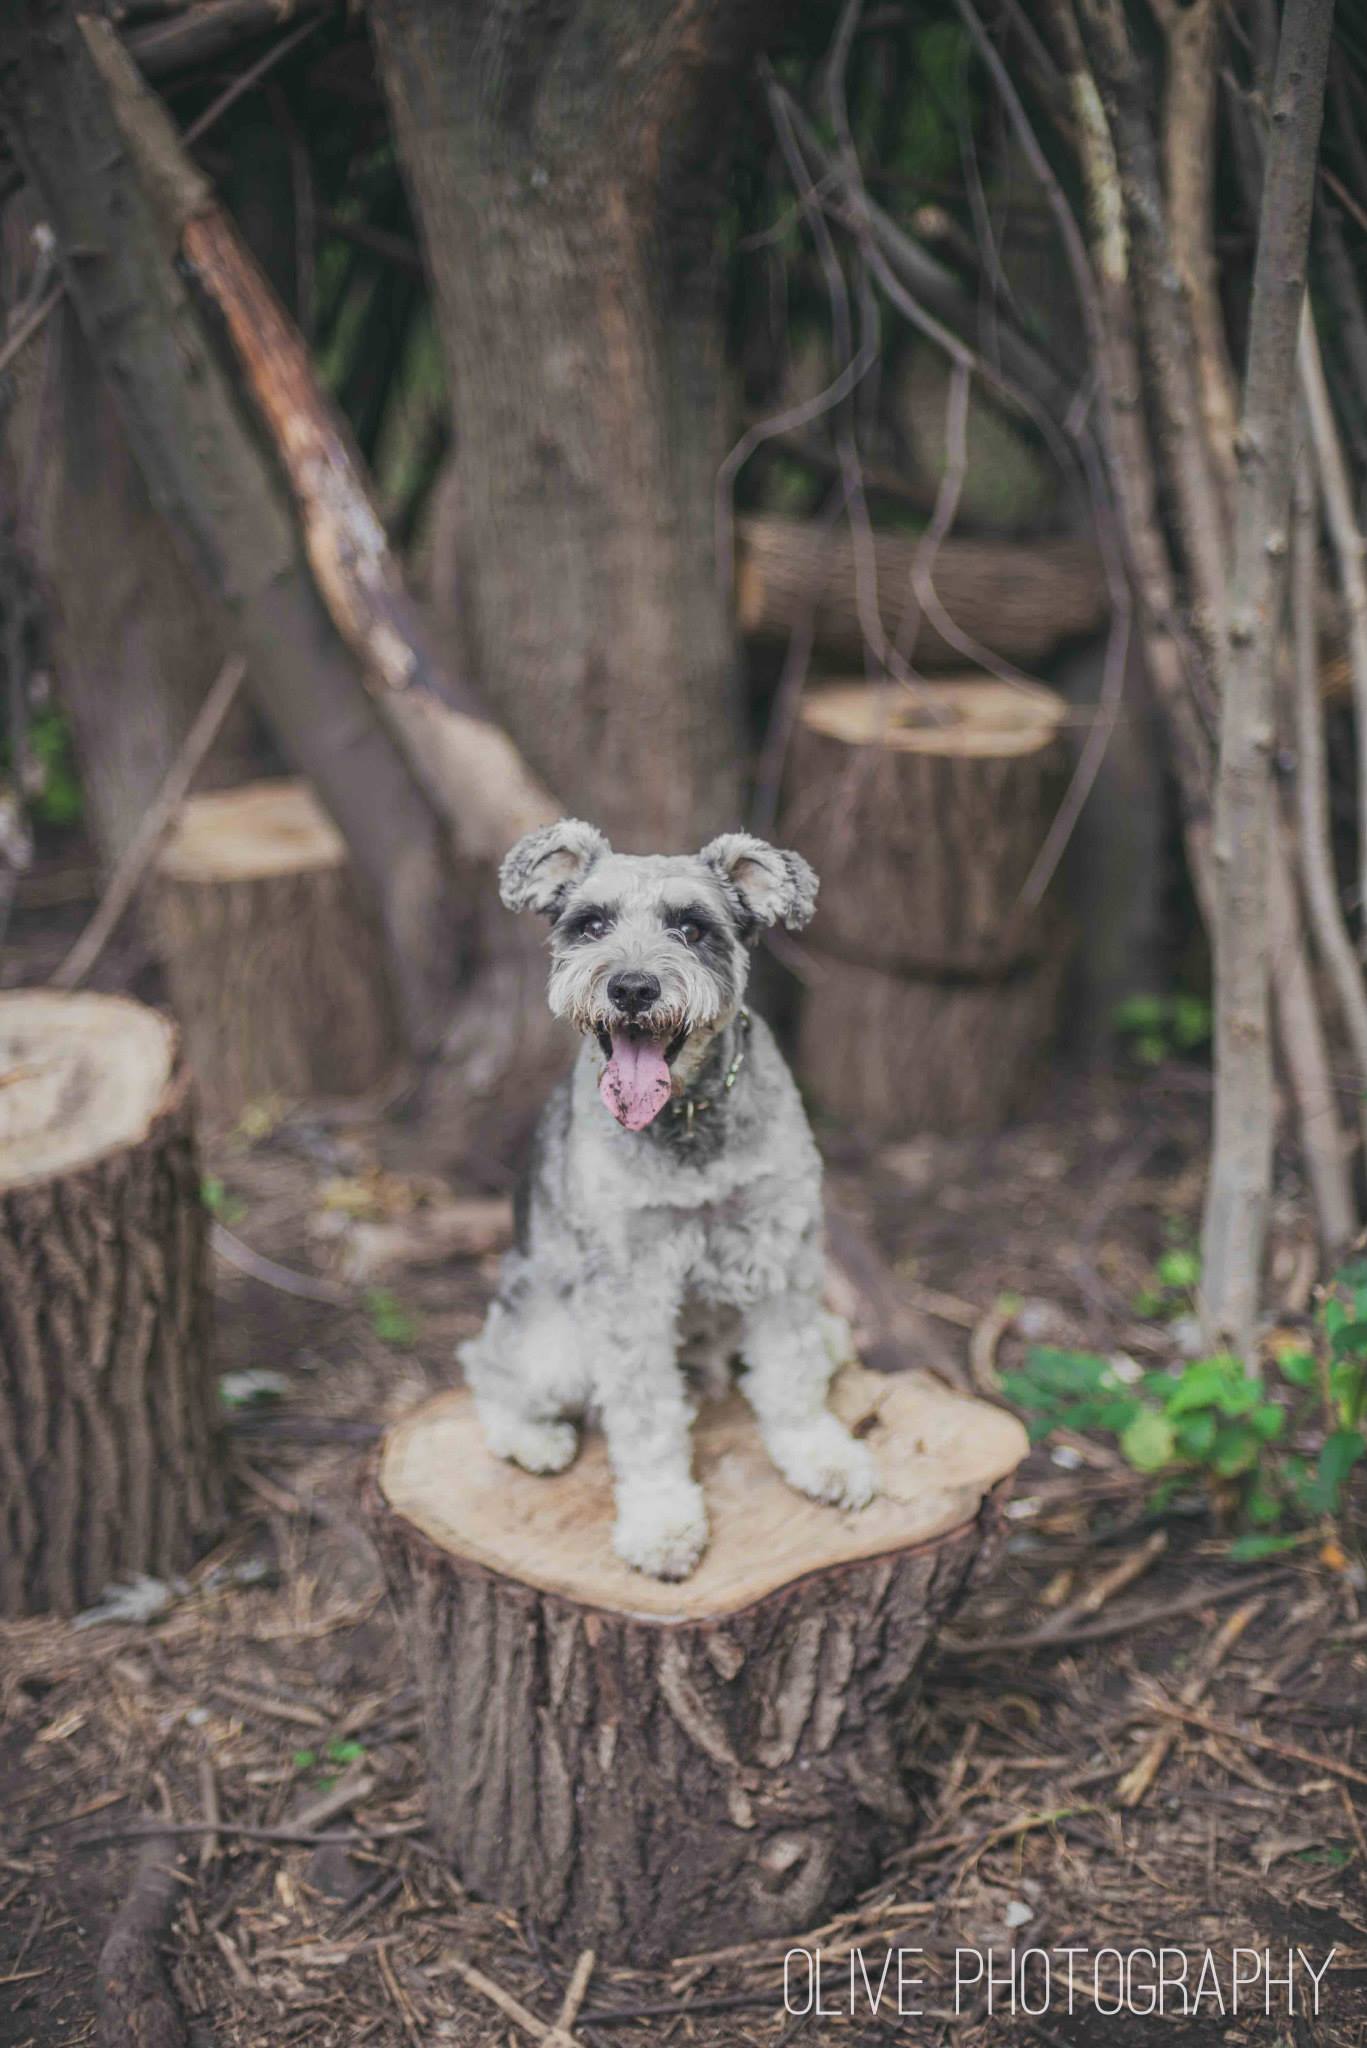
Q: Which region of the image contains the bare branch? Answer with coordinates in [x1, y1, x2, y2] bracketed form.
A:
[50, 654, 247, 991]
[1288, 435, 1367, 1161]
[1201, 0, 1337, 1354]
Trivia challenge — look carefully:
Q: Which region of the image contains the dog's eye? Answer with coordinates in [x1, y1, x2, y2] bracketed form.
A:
[578, 913, 607, 941]
[678, 920, 702, 946]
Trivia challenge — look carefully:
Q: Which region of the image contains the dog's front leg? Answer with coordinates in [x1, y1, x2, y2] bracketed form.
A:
[587, 1277, 707, 1580]
[739, 1293, 876, 1509]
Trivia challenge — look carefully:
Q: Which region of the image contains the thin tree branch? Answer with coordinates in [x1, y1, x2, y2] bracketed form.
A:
[1289, 433, 1367, 1162]
[1200, 0, 1336, 1354]
[1300, 300, 1367, 959]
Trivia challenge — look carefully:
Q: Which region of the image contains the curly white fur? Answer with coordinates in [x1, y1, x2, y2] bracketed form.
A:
[460, 824, 874, 1579]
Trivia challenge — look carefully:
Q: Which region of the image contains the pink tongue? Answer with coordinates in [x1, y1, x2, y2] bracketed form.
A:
[600, 1032, 672, 1131]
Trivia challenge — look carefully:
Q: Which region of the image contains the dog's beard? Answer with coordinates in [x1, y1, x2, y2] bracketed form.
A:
[546, 949, 737, 1131]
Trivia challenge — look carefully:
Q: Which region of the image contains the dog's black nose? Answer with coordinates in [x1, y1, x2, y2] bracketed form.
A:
[607, 970, 661, 1018]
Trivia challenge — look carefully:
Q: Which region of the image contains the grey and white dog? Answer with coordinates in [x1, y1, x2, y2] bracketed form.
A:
[459, 819, 876, 1580]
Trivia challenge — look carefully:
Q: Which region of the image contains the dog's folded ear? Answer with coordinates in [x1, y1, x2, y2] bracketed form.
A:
[500, 819, 611, 917]
[699, 832, 818, 933]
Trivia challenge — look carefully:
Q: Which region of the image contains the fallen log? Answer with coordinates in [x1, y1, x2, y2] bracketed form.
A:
[0, 993, 223, 1615]
[737, 515, 1108, 672]
[372, 1363, 1025, 1964]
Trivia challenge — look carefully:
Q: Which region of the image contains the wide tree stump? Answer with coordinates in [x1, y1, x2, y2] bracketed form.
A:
[149, 778, 395, 1124]
[737, 515, 1107, 672]
[0, 992, 223, 1616]
[783, 678, 1069, 974]
[373, 1364, 1026, 1964]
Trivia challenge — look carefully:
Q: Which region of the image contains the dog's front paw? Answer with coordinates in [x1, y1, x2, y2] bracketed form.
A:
[480, 1407, 580, 1476]
[770, 1415, 877, 1510]
[613, 1479, 709, 1580]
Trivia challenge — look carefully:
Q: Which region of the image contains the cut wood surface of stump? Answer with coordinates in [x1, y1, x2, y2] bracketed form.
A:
[0, 992, 223, 1616]
[784, 680, 1071, 1136]
[149, 778, 395, 1124]
[374, 1363, 1026, 1964]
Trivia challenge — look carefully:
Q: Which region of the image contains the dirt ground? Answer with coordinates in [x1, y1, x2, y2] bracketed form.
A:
[3, 876, 1367, 2045]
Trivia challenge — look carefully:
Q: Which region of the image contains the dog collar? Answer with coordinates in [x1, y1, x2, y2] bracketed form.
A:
[668, 1010, 750, 1138]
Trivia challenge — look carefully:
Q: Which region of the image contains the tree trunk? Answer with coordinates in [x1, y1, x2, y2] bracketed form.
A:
[0, 193, 256, 869]
[370, 0, 776, 847]
[738, 518, 1108, 675]
[0, 0, 463, 1056]
[149, 780, 396, 1124]
[372, 1364, 1025, 1965]
[1200, 0, 1335, 1357]
[782, 679, 1070, 974]
[0, 993, 223, 1616]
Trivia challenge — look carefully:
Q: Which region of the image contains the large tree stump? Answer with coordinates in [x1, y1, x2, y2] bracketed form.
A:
[783, 680, 1072, 1136]
[149, 778, 396, 1124]
[0, 992, 223, 1616]
[373, 1364, 1026, 1964]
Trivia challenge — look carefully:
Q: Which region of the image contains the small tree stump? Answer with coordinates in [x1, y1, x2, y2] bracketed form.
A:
[783, 678, 1069, 975]
[373, 1364, 1026, 1964]
[149, 778, 395, 1124]
[783, 680, 1071, 1135]
[0, 992, 223, 1616]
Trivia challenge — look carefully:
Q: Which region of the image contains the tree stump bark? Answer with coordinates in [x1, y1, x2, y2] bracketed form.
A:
[372, 1364, 1026, 1965]
[0, 992, 223, 1616]
[783, 680, 1072, 1136]
[737, 516, 1108, 672]
[149, 779, 396, 1125]
[798, 948, 1068, 1136]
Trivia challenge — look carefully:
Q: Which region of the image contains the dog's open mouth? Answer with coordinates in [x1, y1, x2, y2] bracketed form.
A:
[594, 1024, 689, 1131]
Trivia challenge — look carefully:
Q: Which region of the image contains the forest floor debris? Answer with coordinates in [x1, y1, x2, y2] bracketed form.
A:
[2, 897, 1365, 2043]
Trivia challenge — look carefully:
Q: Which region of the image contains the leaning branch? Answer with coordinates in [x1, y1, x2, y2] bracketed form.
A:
[79, 19, 557, 864]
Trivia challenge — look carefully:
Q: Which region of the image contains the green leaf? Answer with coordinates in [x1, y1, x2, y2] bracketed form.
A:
[1214, 1377, 1261, 1418]
[365, 1287, 418, 1348]
[1329, 1321, 1367, 1358]
[1306, 1428, 1366, 1512]
[1212, 1422, 1261, 1477]
[1171, 995, 1212, 1050]
[292, 1749, 317, 1771]
[1120, 1412, 1177, 1472]
[1113, 994, 1167, 1034]
[1276, 1349, 1317, 1388]
[325, 1739, 366, 1764]
[1228, 1531, 1308, 1562]
[1250, 1403, 1286, 1442]
[1166, 1359, 1237, 1417]
[1175, 1411, 1217, 1460]
[1021, 1347, 1114, 1396]
[1245, 1480, 1282, 1526]
[1156, 1249, 1201, 1291]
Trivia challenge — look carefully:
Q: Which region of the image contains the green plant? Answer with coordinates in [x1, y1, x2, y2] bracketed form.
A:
[200, 1176, 247, 1228]
[1004, 1260, 1367, 1557]
[1112, 992, 1212, 1067]
[364, 1287, 418, 1348]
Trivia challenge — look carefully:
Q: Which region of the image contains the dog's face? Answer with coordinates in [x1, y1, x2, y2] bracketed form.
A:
[500, 821, 817, 1130]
